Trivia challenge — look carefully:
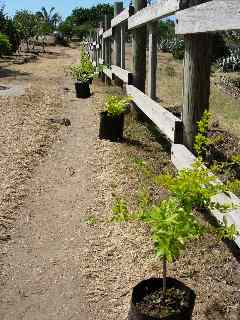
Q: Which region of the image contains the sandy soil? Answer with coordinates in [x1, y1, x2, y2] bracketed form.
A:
[0, 46, 239, 320]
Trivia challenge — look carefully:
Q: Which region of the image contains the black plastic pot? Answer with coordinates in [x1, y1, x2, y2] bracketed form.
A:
[75, 81, 91, 98]
[99, 111, 124, 142]
[128, 278, 196, 320]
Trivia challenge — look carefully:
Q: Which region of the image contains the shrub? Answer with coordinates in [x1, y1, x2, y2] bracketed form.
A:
[69, 49, 95, 82]
[105, 95, 131, 117]
[111, 111, 238, 297]
[0, 32, 11, 55]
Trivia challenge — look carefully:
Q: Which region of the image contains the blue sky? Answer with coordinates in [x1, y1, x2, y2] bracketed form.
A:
[3, 0, 120, 18]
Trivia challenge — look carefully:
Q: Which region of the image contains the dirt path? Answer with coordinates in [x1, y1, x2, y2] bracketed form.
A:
[0, 47, 99, 319]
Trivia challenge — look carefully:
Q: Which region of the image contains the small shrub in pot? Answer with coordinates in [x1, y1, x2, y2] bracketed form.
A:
[99, 95, 131, 142]
[69, 51, 95, 98]
[112, 112, 238, 319]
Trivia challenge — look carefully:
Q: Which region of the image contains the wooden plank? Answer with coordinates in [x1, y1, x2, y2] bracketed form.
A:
[171, 143, 240, 248]
[112, 65, 133, 84]
[147, 21, 158, 100]
[103, 67, 113, 80]
[111, 8, 130, 28]
[132, 0, 147, 93]
[104, 14, 112, 85]
[128, 0, 180, 30]
[103, 28, 112, 39]
[126, 85, 182, 142]
[121, 23, 126, 69]
[113, 2, 123, 69]
[176, 0, 240, 34]
[183, 33, 211, 149]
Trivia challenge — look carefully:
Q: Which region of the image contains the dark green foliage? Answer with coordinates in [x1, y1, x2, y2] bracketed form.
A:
[0, 32, 11, 55]
[0, 6, 20, 52]
[61, 4, 113, 40]
[36, 7, 61, 31]
[14, 10, 39, 49]
[211, 33, 230, 63]
[71, 4, 113, 28]
[73, 24, 95, 41]
[158, 20, 175, 40]
[58, 17, 74, 40]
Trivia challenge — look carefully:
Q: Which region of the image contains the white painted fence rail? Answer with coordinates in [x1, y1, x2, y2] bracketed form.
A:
[112, 65, 133, 84]
[176, 0, 240, 35]
[103, 67, 113, 80]
[127, 85, 182, 143]
[128, 0, 180, 30]
[171, 144, 240, 248]
[103, 28, 112, 39]
[111, 7, 131, 28]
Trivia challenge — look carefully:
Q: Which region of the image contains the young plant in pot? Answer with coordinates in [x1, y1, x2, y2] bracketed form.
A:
[112, 114, 238, 319]
[79, 48, 95, 84]
[69, 53, 95, 98]
[69, 64, 92, 98]
[99, 95, 131, 142]
[127, 172, 236, 319]
[128, 197, 202, 320]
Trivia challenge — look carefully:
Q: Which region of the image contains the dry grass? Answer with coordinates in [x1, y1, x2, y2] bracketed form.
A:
[0, 47, 76, 240]
[86, 80, 240, 320]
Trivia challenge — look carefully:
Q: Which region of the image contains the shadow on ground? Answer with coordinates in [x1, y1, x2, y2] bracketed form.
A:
[0, 68, 31, 79]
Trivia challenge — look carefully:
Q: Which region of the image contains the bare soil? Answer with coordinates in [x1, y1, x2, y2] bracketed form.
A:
[0, 46, 239, 320]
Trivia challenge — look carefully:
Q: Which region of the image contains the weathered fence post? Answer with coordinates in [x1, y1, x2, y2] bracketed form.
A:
[121, 23, 126, 69]
[99, 22, 103, 62]
[183, 33, 211, 150]
[104, 14, 112, 85]
[147, 21, 158, 100]
[132, 0, 147, 92]
[114, 2, 123, 66]
[96, 31, 100, 66]
[114, 2, 123, 85]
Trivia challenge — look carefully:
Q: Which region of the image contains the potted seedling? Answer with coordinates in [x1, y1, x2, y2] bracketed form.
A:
[69, 52, 95, 98]
[128, 197, 202, 320]
[128, 159, 238, 319]
[80, 48, 95, 84]
[99, 95, 131, 142]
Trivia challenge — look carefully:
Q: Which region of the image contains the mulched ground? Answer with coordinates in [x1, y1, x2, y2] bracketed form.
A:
[81, 79, 240, 320]
[0, 48, 69, 243]
[0, 50, 240, 320]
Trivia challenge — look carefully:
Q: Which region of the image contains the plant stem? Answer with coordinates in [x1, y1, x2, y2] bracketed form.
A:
[163, 257, 167, 298]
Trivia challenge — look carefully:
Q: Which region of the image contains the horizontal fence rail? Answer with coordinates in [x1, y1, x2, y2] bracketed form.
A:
[87, 0, 240, 248]
[111, 7, 132, 28]
[103, 67, 113, 80]
[127, 85, 183, 143]
[112, 65, 133, 84]
[176, 0, 240, 34]
[103, 28, 112, 39]
[171, 144, 240, 248]
[128, 0, 180, 30]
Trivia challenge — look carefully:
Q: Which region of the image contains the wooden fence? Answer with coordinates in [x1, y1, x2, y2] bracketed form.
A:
[86, 0, 240, 248]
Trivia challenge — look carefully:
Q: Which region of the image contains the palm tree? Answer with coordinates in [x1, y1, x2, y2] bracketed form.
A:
[36, 7, 61, 30]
